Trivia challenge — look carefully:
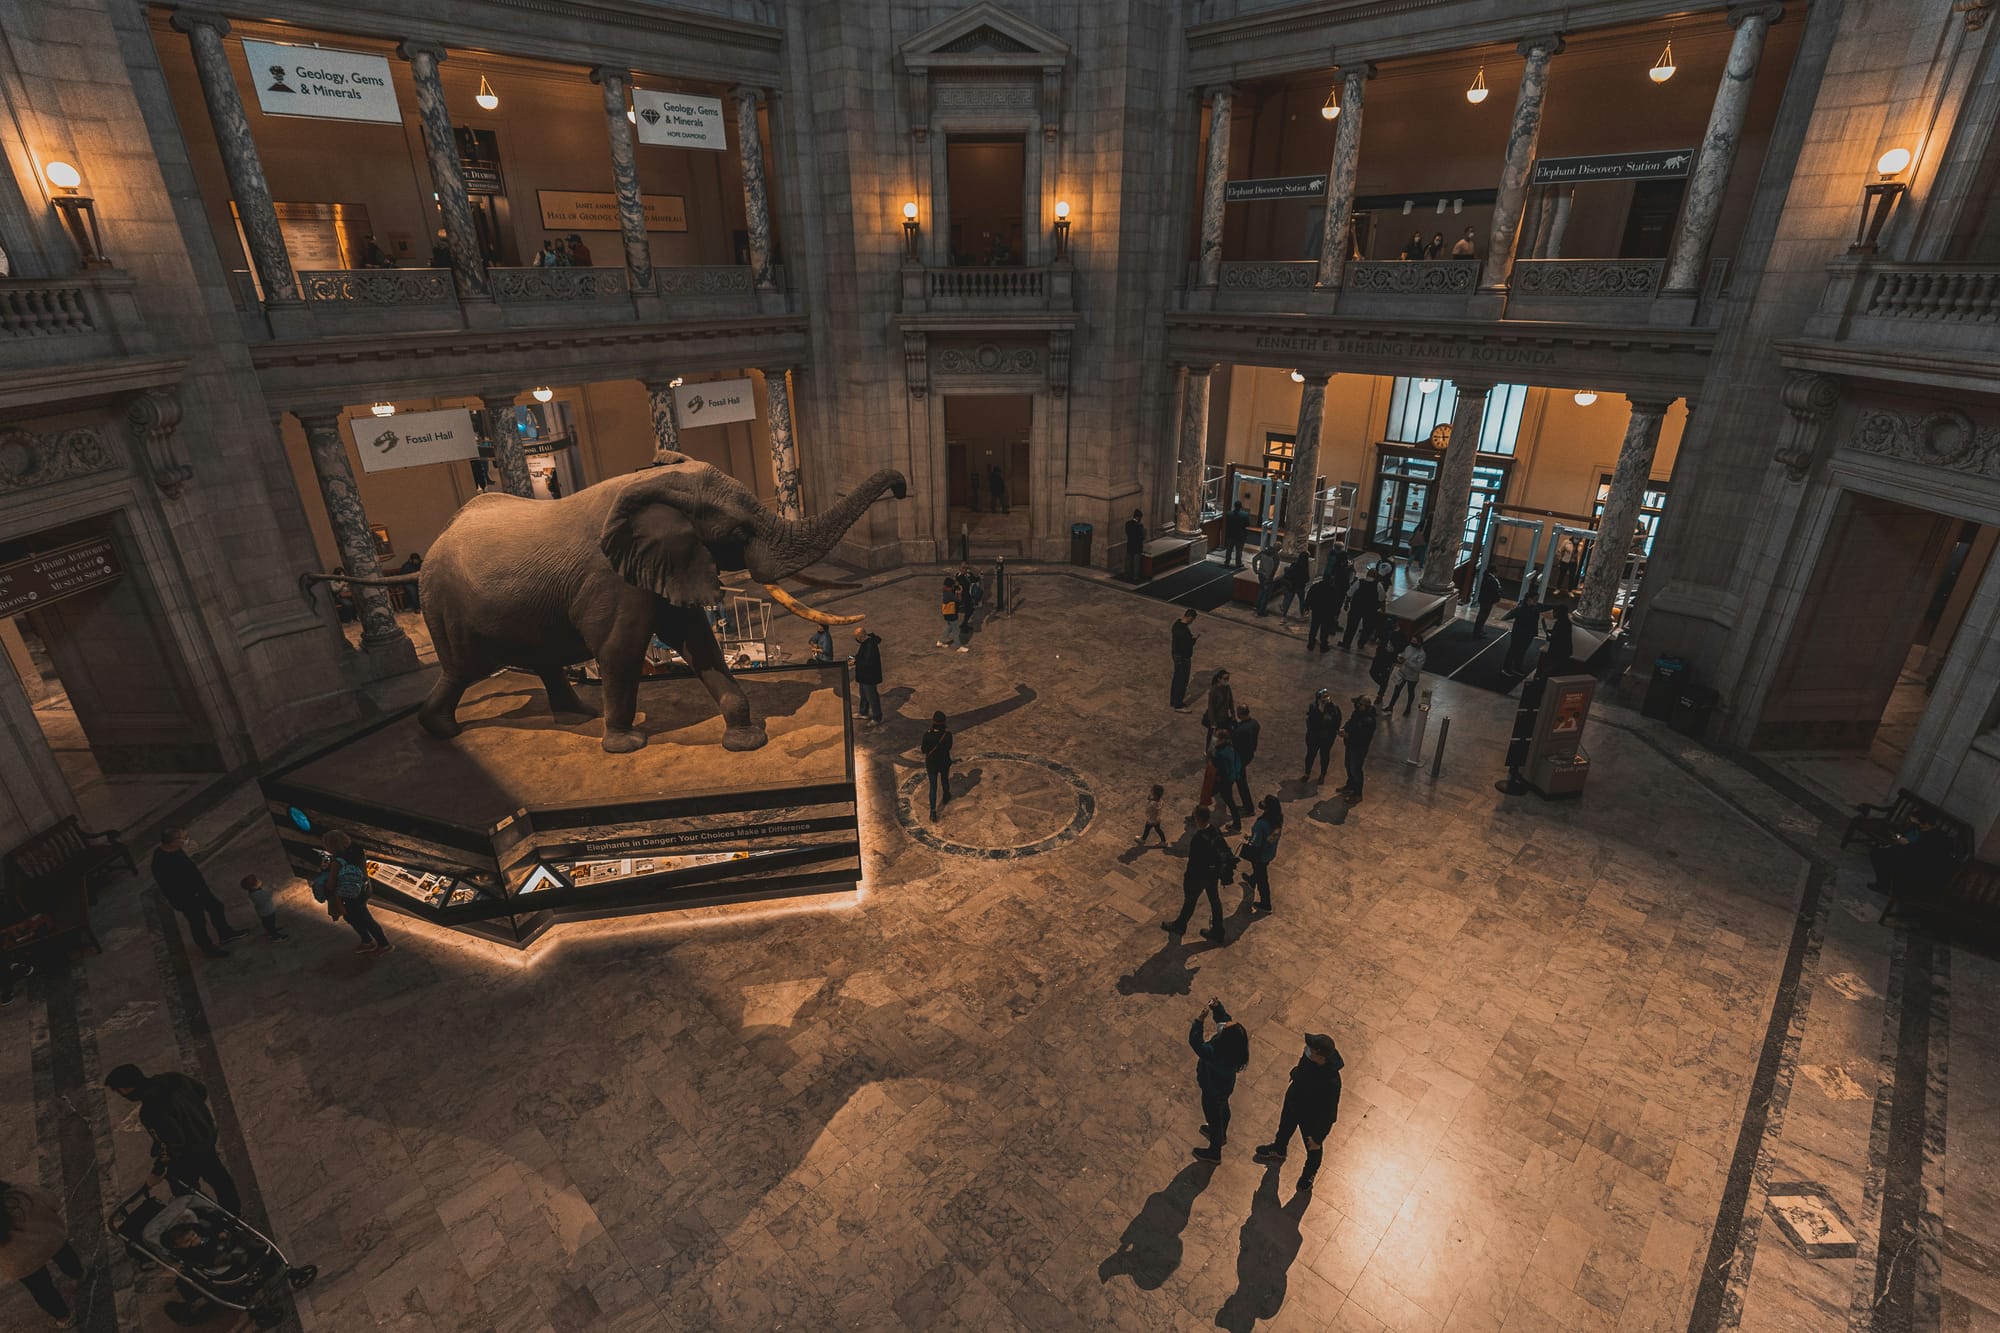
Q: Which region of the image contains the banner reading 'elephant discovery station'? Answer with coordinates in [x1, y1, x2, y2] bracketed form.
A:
[349, 408, 481, 473]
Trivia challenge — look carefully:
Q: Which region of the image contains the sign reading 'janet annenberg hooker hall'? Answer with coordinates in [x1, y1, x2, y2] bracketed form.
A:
[0, 537, 121, 619]
[537, 190, 688, 233]
[676, 378, 757, 427]
[1531, 149, 1695, 186]
[242, 40, 403, 124]
[632, 90, 729, 151]
[349, 408, 480, 474]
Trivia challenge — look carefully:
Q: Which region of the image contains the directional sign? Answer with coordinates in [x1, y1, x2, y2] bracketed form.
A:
[1532, 149, 1696, 185]
[1224, 174, 1329, 203]
[0, 537, 120, 619]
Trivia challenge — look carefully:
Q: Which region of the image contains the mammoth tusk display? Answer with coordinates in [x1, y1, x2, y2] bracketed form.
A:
[762, 583, 865, 626]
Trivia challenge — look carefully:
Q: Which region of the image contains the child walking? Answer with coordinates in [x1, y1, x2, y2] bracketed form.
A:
[240, 873, 286, 940]
[1138, 784, 1167, 845]
[937, 576, 961, 649]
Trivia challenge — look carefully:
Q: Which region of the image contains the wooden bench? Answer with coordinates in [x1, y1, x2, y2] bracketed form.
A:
[1842, 789, 1994, 932]
[3, 816, 135, 955]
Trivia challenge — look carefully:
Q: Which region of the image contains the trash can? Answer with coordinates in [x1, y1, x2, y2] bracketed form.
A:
[1670, 685, 1720, 740]
[1643, 655, 1687, 720]
[1070, 522, 1093, 566]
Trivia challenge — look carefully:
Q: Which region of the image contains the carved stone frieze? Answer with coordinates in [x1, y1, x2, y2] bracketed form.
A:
[1849, 404, 2000, 478]
[936, 343, 1039, 376]
[0, 427, 116, 494]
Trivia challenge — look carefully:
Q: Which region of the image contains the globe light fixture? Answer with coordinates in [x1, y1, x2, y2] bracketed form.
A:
[371, 402, 396, 418]
[532, 386, 554, 403]
[902, 201, 921, 259]
[475, 75, 499, 111]
[1053, 200, 1072, 259]
[1466, 67, 1490, 105]
[1876, 147, 1913, 177]
[1321, 89, 1339, 121]
[1290, 369, 1305, 384]
[1417, 378, 1440, 394]
[45, 160, 109, 268]
[1574, 389, 1598, 406]
[1649, 42, 1677, 84]
[46, 160, 82, 190]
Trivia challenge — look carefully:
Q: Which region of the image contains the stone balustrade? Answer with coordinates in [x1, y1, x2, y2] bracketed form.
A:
[1509, 259, 1666, 300]
[1, 280, 99, 338]
[1344, 260, 1481, 295]
[656, 265, 755, 297]
[1219, 261, 1317, 293]
[0, 271, 153, 372]
[1863, 264, 2000, 323]
[489, 266, 631, 302]
[928, 267, 1048, 300]
[300, 268, 456, 306]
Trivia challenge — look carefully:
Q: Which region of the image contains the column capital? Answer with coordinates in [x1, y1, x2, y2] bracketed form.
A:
[731, 85, 767, 104]
[1728, 3, 1785, 29]
[396, 39, 448, 65]
[168, 9, 230, 36]
[1625, 394, 1679, 418]
[588, 66, 629, 88]
[1296, 366, 1336, 385]
[643, 374, 683, 395]
[1452, 379, 1497, 397]
[1204, 84, 1235, 103]
[1335, 62, 1377, 84]
[1185, 362, 1216, 379]
[291, 408, 344, 432]
[1516, 33, 1567, 59]
[760, 363, 794, 376]
[477, 388, 520, 408]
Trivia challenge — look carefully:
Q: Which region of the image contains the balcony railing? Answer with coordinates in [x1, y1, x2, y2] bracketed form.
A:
[1219, 261, 1318, 293]
[929, 267, 1047, 300]
[300, 268, 456, 305]
[1806, 258, 2000, 360]
[2, 280, 99, 338]
[1863, 265, 2000, 323]
[0, 272, 154, 370]
[488, 266, 630, 302]
[1344, 260, 1480, 295]
[1511, 259, 1665, 300]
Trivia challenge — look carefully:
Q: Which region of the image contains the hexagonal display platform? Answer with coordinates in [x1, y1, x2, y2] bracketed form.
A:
[259, 664, 858, 947]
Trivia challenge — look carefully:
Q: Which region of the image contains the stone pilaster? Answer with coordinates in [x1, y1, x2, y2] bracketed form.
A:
[1479, 35, 1565, 293]
[763, 366, 803, 520]
[296, 412, 410, 652]
[1280, 372, 1331, 555]
[399, 42, 489, 299]
[590, 68, 653, 290]
[644, 377, 684, 465]
[1662, 5, 1785, 294]
[478, 392, 536, 498]
[1419, 382, 1494, 595]
[1545, 186, 1575, 258]
[734, 87, 776, 292]
[171, 11, 299, 306]
[1575, 397, 1676, 628]
[1315, 65, 1374, 289]
[1175, 365, 1213, 537]
[1197, 88, 1233, 289]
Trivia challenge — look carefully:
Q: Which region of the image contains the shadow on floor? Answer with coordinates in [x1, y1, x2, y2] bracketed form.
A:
[1098, 1159, 1216, 1291]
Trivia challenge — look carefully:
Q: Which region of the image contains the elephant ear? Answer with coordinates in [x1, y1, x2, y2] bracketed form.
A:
[599, 470, 723, 607]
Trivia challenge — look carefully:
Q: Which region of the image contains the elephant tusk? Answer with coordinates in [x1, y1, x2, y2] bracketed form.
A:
[762, 583, 865, 626]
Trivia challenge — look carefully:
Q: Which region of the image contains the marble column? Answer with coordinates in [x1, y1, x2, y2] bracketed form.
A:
[1479, 35, 1565, 293]
[763, 366, 803, 520]
[1175, 365, 1212, 536]
[398, 42, 488, 298]
[1419, 381, 1494, 596]
[1662, 5, 1784, 294]
[733, 87, 776, 291]
[1197, 88, 1233, 289]
[645, 377, 684, 465]
[478, 392, 536, 498]
[1545, 186, 1575, 258]
[1525, 188, 1553, 259]
[1315, 65, 1374, 289]
[590, 68, 653, 290]
[296, 412, 410, 652]
[1575, 397, 1675, 627]
[1280, 371, 1331, 555]
[171, 12, 299, 306]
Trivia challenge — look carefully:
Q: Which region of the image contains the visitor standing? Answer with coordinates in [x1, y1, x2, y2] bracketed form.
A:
[988, 464, 1009, 514]
[1302, 691, 1341, 784]
[1169, 610, 1198, 711]
[1473, 569, 1505, 637]
[1305, 569, 1343, 653]
[1124, 508, 1148, 582]
[1369, 627, 1402, 705]
[1451, 227, 1477, 257]
[1240, 795, 1284, 914]
[1388, 635, 1428, 717]
[1163, 805, 1235, 944]
[151, 829, 244, 961]
[1203, 669, 1236, 747]
[311, 831, 392, 954]
[850, 627, 884, 724]
[1208, 730, 1245, 833]
[1222, 501, 1251, 568]
[1342, 572, 1383, 651]
[1, 1178, 86, 1326]
[1545, 603, 1575, 673]
[1252, 1033, 1343, 1190]
[1252, 543, 1279, 617]
[1186, 998, 1250, 1162]
[1229, 704, 1260, 821]
[239, 874, 285, 941]
[937, 576, 961, 649]
[1138, 784, 1167, 847]
[921, 712, 955, 819]
[1400, 231, 1425, 260]
[1278, 548, 1311, 625]
[1425, 232, 1445, 260]
[1503, 597, 1545, 676]
[1338, 697, 1378, 803]
[566, 234, 592, 266]
[1553, 536, 1579, 596]
[103, 1064, 239, 1213]
[809, 623, 834, 663]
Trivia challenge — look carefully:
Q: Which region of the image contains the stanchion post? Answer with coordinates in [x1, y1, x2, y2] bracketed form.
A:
[1407, 690, 1432, 766]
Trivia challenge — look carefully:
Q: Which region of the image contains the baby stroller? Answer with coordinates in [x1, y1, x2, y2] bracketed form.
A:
[111, 1184, 316, 1327]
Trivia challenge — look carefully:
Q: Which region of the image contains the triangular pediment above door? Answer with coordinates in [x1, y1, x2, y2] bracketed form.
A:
[898, 3, 1071, 74]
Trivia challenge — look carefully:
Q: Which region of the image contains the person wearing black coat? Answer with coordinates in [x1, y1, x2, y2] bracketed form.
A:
[1169, 611, 1198, 710]
[1302, 691, 1341, 783]
[1164, 805, 1233, 943]
[850, 628, 884, 724]
[1187, 998, 1251, 1161]
[1278, 550, 1312, 624]
[1253, 1033, 1344, 1188]
[104, 1065, 240, 1214]
[1545, 604, 1575, 673]
[1304, 572, 1343, 653]
[1222, 502, 1251, 568]
[921, 712, 954, 819]
[1473, 569, 1505, 637]
[1368, 628, 1404, 704]
[1503, 598, 1544, 675]
[1123, 509, 1148, 582]
[1341, 575, 1383, 650]
[1339, 698, 1378, 803]
[150, 829, 244, 960]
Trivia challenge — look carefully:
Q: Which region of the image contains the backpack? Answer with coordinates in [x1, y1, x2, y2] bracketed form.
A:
[967, 575, 984, 606]
[334, 858, 370, 900]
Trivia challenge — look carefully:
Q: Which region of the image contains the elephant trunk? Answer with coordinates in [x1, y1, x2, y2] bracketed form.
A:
[747, 468, 907, 582]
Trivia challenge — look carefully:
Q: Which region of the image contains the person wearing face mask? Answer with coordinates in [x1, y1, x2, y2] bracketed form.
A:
[1253, 1032, 1344, 1190]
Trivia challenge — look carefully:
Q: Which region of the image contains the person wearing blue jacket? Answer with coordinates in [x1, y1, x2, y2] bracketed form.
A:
[1187, 998, 1250, 1162]
[1240, 796, 1284, 914]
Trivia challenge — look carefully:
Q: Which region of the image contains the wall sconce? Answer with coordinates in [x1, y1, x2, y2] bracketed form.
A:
[475, 74, 500, 111]
[45, 160, 110, 269]
[371, 402, 396, 417]
[1053, 200, 1071, 259]
[670, 376, 684, 389]
[1573, 389, 1598, 406]
[902, 201, 921, 260]
[1650, 41, 1677, 84]
[1290, 369, 1305, 384]
[1417, 378, 1440, 394]
[1321, 89, 1339, 121]
[1466, 67, 1489, 105]
[1851, 148, 1912, 255]
[532, 386, 554, 403]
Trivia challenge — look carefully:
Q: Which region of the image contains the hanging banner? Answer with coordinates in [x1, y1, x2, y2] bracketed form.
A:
[676, 378, 757, 427]
[0, 537, 122, 619]
[1224, 174, 1328, 203]
[632, 90, 729, 151]
[350, 408, 481, 473]
[536, 190, 688, 232]
[242, 40, 403, 124]
[1531, 149, 1695, 185]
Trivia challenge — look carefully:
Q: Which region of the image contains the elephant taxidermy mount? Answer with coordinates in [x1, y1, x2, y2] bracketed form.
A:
[303, 455, 907, 753]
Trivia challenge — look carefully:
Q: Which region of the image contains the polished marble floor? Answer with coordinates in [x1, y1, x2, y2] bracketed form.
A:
[3, 569, 1985, 1332]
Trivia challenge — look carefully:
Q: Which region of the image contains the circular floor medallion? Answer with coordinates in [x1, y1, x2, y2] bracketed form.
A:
[895, 752, 1096, 859]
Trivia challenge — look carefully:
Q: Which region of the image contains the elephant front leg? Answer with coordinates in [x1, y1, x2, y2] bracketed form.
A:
[668, 616, 766, 751]
[597, 617, 652, 754]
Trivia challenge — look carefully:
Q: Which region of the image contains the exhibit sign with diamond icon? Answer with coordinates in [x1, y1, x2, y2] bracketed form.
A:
[632, 89, 728, 150]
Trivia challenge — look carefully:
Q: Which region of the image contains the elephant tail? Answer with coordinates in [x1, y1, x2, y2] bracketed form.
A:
[298, 569, 421, 609]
